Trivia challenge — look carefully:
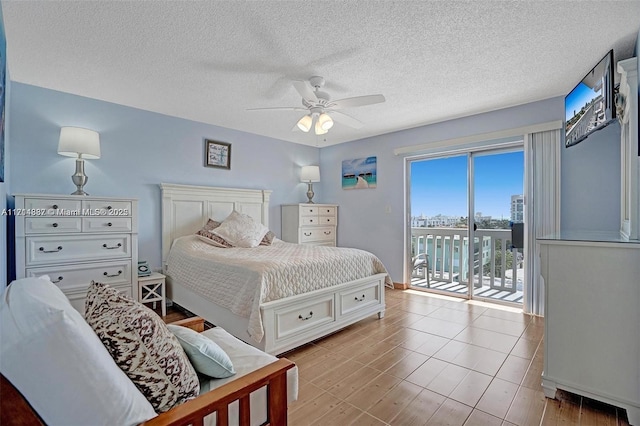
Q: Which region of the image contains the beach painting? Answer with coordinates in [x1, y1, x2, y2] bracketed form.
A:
[342, 156, 377, 190]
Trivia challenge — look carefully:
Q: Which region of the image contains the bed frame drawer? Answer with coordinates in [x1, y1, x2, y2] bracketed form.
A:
[274, 296, 335, 340]
[339, 281, 381, 317]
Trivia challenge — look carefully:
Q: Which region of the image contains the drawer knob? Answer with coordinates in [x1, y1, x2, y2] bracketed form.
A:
[39, 246, 62, 253]
[52, 223, 58, 228]
[298, 311, 314, 321]
[102, 243, 122, 250]
[355, 294, 366, 302]
[309, 219, 314, 223]
[304, 232, 312, 236]
[104, 270, 123, 277]
[324, 231, 331, 235]
[107, 222, 113, 227]
[52, 204, 58, 209]
[52, 276, 63, 283]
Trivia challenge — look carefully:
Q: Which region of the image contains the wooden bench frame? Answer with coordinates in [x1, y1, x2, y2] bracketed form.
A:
[1, 317, 295, 426]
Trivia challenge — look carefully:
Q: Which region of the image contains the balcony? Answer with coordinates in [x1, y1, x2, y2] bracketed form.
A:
[411, 227, 524, 304]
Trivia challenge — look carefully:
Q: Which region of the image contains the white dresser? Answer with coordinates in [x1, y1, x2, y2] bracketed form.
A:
[538, 234, 640, 425]
[14, 194, 138, 314]
[281, 204, 338, 246]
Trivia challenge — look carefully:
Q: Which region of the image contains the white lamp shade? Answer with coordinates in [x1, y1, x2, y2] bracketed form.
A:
[296, 115, 312, 132]
[318, 113, 334, 131]
[301, 165, 320, 182]
[57, 127, 101, 159]
[314, 120, 328, 135]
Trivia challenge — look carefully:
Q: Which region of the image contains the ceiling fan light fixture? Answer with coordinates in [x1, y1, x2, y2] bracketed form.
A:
[296, 114, 312, 132]
[318, 113, 334, 131]
[314, 120, 328, 135]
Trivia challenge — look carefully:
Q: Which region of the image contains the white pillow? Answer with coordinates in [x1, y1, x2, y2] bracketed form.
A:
[212, 210, 269, 248]
[167, 324, 236, 378]
[0, 277, 157, 426]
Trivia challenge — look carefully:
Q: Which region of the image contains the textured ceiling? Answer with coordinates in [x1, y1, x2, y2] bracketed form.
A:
[2, 1, 639, 147]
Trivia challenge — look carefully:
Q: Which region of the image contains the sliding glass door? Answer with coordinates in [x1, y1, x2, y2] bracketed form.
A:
[409, 146, 525, 305]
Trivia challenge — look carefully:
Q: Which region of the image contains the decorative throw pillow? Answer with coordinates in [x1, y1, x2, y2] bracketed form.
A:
[195, 219, 233, 248]
[167, 325, 236, 379]
[85, 282, 200, 413]
[197, 217, 274, 247]
[211, 211, 269, 248]
[260, 230, 276, 246]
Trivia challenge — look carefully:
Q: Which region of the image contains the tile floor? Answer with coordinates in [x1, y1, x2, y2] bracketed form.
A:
[281, 288, 629, 425]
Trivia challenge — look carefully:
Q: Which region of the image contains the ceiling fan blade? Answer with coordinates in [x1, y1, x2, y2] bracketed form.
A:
[292, 80, 318, 103]
[330, 111, 364, 129]
[246, 106, 308, 111]
[330, 94, 385, 109]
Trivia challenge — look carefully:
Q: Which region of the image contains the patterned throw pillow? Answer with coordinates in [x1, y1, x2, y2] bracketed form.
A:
[84, 282, 200, 413]
[195, 219, 233, 248]
[260, 230, 275, 246]
[211, 210, 270, 248]
[196, 217, 274, 247]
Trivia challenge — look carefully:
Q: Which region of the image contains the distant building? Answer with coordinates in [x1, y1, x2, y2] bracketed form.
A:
[511, 195, 524, 223]
[411, 214, 460, 227]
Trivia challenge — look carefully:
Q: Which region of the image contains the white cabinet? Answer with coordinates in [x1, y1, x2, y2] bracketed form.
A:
[281, 204, 338, 246]
[15, 194, 138, 314]
[538, 236, 640, 425]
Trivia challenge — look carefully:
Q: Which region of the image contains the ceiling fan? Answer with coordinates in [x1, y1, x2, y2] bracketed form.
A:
[247, 76, 385, 135]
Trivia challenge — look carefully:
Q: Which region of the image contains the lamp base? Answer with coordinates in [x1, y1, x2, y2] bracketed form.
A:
[70, 158, 89, 196]
[306, 182, 315, 204]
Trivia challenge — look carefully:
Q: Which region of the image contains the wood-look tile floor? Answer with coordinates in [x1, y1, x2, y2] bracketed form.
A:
[162, 289, 630, 425]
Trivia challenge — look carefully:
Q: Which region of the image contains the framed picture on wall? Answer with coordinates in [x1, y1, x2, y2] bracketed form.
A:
[204, 139, 231, 169]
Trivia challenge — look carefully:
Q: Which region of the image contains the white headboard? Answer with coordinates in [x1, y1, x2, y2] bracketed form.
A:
[160, 183, 272, 267]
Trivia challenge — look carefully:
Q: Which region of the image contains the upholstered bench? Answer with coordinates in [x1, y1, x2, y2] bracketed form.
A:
[0, 276, 297, 426]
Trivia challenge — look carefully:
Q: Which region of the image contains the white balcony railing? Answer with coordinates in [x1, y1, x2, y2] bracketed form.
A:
[411, 227, 521, 293]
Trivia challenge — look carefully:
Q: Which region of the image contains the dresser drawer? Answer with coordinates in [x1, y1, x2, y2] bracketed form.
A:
[26, 260, 132, 292]
[24, 198, 81, 215]
[83, 217, 132, 233]
[275, 295, 334, 340]
[300, 227, 335, 243]
[317, 215, 336, 225]
[25, 217, 82, 234]
[301, 216, 320, 226]
[82, 200, 132, 216]
[318, 206, 336, 217]
[339, 282, 381, 317]
[26, 234, 132, 266]
[299, 206, 318, 216]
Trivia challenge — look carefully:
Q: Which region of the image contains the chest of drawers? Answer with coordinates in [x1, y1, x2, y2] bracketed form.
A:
[281, 204, 338, 246]
[14, 194, 138, 314]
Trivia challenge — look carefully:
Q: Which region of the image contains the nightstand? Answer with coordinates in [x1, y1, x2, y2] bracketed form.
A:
[138, 272, 166, 317]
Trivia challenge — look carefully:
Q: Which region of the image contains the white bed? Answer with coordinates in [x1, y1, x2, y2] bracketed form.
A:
[161, 183, 389, 355]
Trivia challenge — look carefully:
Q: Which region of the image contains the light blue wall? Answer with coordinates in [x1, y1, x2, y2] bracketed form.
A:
[320, 97, 564, 283]
[8, 83, 319, 272]
[560, 123, 621, 232]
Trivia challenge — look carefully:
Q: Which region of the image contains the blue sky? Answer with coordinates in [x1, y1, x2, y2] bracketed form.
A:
[410, 151, 524, 219]
[565, 81, 599, 121]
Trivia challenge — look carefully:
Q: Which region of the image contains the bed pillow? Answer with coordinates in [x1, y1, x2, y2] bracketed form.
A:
[167, 325, 236, 379]
[260, 230, 276, 246]
[0, 276, 157, 425]
[85, 282, 200, 413]
[197, 217, 274, 247]
[195, 219, 233, 248]
[211, 210, 269, 248]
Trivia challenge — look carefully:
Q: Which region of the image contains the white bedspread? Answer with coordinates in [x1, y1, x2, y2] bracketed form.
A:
[166, 236, 392, 342]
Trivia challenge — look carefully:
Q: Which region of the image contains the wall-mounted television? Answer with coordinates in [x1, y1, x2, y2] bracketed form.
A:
[565, 49, 615, 148]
